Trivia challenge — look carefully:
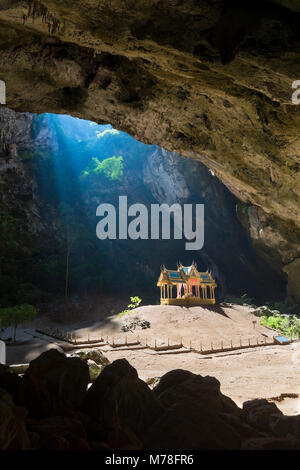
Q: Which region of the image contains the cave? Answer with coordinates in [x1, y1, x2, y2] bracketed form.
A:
[0, 109, 287, 306]
[0, 0, 300, 453]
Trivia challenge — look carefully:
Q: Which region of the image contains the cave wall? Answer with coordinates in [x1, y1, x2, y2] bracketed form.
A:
[0, 1, 299, 305]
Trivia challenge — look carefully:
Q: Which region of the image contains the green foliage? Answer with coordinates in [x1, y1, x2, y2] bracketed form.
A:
[252, 304, 300, 338]
[81, 156, 124, 182]
[0, 304, 37, 341]
[260, 313, 300, 338]
[118, 296, 142, 318]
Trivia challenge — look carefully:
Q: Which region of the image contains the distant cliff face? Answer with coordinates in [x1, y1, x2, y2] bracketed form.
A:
[0, 109, 45, 235]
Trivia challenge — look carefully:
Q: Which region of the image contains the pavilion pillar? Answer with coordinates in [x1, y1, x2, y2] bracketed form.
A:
[160, 286, 162, 299]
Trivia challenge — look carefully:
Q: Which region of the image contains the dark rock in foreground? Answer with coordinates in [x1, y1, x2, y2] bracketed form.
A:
[1, 349, 300, 450]
[82, 358, 163, 447]
[21, 349, 90, 418]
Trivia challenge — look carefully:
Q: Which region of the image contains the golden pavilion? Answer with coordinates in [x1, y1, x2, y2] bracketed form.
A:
[157, 262, 217, 306]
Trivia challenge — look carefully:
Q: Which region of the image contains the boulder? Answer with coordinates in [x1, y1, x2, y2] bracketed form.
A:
[269, 414, 300, 438]
[242, 399, 283, 432]
[69, 349, 110, 382]
[87, 359, 103, 382]
[82, 359, 162, 446]
[22, 349, 89, 417]
[121, 317, 150, 332]
[70, 349, 110, 368]
[153, 369, 240, 416]
[0, 364, 23, 405]
[242, 437, 300, 450]
[144, 401, 241, 450]
[0, 387, 30, 450]
[146, 377, 160, 389]
[152, 369, 195, 395]
[27, 415, 90, 450]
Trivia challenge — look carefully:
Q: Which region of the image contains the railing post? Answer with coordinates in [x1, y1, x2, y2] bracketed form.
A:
[0, 340, 6, 365]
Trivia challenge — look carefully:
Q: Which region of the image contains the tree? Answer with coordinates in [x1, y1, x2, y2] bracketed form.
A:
[118, 296, 142, 318]
[59, 203, 77, 300]
[0, 304, 37, 342]
[59, 203, 96, 300]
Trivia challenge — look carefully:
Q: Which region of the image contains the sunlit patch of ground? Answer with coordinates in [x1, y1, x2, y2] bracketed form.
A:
[2, 302, 300, 415]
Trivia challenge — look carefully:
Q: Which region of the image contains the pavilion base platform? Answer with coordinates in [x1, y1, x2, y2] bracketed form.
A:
[160, 297, 216, 306]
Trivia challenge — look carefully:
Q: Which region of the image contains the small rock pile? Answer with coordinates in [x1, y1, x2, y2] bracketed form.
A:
[121, 316, 150, 332]
[0, 350, 299, 450]
[69, 349, 110, 382]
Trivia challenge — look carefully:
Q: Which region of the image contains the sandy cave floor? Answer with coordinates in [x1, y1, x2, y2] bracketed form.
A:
[2, 303, 300, 415]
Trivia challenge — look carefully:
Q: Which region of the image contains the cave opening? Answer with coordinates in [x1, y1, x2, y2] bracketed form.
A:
[0, 109, 286, 309]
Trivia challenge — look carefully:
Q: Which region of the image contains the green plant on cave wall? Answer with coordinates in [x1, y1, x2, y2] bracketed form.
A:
[81, 156, 124, 182]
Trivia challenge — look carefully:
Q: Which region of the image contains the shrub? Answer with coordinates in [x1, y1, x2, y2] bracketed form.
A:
[118, 296, 142, 318]
[260, 313, 300, 338]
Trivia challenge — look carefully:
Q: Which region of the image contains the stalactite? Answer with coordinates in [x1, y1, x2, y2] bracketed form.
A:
[24, 0, 61, 35]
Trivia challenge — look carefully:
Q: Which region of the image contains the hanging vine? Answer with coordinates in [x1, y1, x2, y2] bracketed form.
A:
[23, 1, 61, 35]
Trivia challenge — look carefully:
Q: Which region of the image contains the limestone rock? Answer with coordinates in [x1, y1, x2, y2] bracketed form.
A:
[69, 349, 110, 382]
[87, 359, 103, 382]
[153, 369, 240, 416]
[242, 437, 300, 450]
[27, 415, 89, 450]
[146, 377, 160, 389]
[242, 398, 283, 432]
[269, 414, 300, 438]
[70, 348, 110, 366]
[22, 349, 89, 417]
[82, 359, 163, 444]
[0, 387, 30, 450]
[144, 401, 241, 450]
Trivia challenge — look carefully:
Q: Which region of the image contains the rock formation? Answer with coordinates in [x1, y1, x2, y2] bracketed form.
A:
[1, 350, 300, 450]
